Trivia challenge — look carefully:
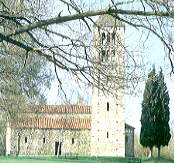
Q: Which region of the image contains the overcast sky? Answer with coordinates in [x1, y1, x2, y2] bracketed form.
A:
[45, 0, 174, 134]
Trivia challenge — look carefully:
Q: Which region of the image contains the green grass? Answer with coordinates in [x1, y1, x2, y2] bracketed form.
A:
[0, 156, 173, 163]
[143, 158, 173, 163]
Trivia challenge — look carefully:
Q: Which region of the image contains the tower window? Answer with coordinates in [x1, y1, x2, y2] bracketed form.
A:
[111, 56, 116, 62]
[112, 32, 115, 43]
[106, 50, 109, 60]
[111, 50, 115, 56]
[107, 33, 110, 42]
[101, 33, 106, 44]
[72, 138, 74, 144]
[101, 50, 106, 62]
[43, 137, 46, 143]
[25, 137, 27, 143]
[107, 102, 109, 111]
[107, 132, 109, 139]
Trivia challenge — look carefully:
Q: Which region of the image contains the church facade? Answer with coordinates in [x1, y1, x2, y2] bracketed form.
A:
[6, 104, 134, 157]
[6, 15, 134, 157]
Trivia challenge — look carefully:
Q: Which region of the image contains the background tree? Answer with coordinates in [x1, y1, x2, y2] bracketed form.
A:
[154, 69, 171, 159]
[0, 1, 53, 155]
[0, 0, 53, 111]
[0, 0, 174, 96]
[0, 108, 6, 155]
[0, 50, 53, 155]
[140, 67, 158, 158]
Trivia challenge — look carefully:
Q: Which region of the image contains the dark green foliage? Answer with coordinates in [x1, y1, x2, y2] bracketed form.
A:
[153, 70, 171, 148]
[140, 67, 171, 155]
[140, 68, 157, 149]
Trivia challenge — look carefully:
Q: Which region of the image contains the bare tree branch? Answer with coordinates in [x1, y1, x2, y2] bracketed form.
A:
[6, 8, 174, 37]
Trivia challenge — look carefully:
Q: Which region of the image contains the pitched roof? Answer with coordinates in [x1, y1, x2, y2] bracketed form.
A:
[11, 117, 91, 130]
[125, 123, 135, 129]
[28, 104, 91, 114]
[11, 117, 134, 130]
[10, 104, 134, 130]
[96, 14, 124, 27]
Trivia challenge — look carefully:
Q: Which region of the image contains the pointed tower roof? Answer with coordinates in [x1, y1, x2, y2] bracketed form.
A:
[96, 14, 124, 27]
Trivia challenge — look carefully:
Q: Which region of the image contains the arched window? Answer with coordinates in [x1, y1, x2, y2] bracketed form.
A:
[107, 33, 110, 42]
[111, 56, 116, 63]
[43, 138, 46, 143]
[112, 50, 115, 56]
[25, 137, 27, 143]
[101, 32, 106, 44]
[111, 50, 116, 63]
[107, 102, 109, 111]
[72, 138, 74, 144]
[107, 132, 109, 139]
[101, 50, 105, 62]
[112, 32, 115, 43]
[106, 50, 109, 60]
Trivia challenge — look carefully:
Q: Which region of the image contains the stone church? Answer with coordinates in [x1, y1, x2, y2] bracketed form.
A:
[5, 15, 134, 157]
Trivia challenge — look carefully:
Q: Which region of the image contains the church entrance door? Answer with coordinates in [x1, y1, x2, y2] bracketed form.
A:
[55, 142, 62, 156]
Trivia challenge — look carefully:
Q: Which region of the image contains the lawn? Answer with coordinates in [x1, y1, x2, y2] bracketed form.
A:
[0, 156, 173, 163]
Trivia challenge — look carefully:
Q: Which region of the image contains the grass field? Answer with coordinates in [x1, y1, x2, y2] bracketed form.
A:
[0, 156, 173, 163]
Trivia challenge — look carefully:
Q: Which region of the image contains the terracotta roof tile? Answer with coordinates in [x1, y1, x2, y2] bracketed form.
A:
[9, 104, 134, 130]
[11, 117, 91, 130]
[11, 117, 134, 130]
[28, 104, 91, 114]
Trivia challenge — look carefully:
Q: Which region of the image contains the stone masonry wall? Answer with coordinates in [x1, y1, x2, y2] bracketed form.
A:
[11, 128, 90, 156]
[91, 91, 125, 157]
[91, 19, 125, 157]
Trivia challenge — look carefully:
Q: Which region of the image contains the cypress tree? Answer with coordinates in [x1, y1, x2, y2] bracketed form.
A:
[154, 69, 171, 159]
[140, 67, 158, 158]
[140, 67, 171, 159]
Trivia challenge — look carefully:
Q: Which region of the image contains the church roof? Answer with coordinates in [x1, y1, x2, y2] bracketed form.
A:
[10, 104, 134, 130]
[11, 117, 91, 130]
[95, 14, 124, 27]
[27, 104, 91, 114]
[11, 118, 132, 130]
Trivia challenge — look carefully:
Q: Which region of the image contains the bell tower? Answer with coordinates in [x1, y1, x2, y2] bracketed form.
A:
[91, 15, 125, 156]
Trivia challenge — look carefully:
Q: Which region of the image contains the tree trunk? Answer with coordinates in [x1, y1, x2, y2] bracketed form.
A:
[0, 134, 5, 155]
[16, 133, 21, 156]
[158, 146, 161, 159]
[149, 147, 153, 158]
